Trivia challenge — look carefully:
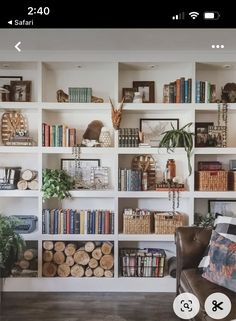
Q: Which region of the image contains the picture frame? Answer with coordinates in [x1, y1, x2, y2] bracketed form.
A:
[140, 118, 179, 147]
[122, 88, 135, 103]
[10, 80, 31, 102]
[208, 125, 227, 148]
[61, 158, 100, 189]
[133, 81, 155, 103]
[90, 166, 109, 190]
[0, 76, 23, 101]
[195, 122, 214, 147]
[208, 200, 236, 217]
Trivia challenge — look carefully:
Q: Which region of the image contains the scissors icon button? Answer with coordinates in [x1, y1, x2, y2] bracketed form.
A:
[212, 300, 223, 312]
[205, 293, 231, 319]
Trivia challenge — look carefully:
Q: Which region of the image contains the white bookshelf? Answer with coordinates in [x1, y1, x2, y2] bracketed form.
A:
[1, 57, 236, 292]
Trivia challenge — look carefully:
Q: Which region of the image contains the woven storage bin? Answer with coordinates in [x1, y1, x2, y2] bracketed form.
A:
[228, 171, 236, 191]
[195, 170, 228, 191]
[154, 211, 185, 234]
[123, 211, 151, 234]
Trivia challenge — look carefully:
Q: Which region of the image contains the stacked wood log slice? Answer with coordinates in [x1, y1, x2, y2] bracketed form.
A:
[17, 169, 38, 190]
[12, 247, 38, 277]
[42, 241, 114, 277]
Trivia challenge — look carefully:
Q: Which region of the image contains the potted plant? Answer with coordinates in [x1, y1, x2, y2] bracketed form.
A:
[42, 169, 74, 201]
[159, 122, 194, 175]
[0, 214, 25, 278]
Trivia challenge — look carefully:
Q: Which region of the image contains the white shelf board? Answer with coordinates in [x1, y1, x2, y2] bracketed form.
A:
[118, 234, 175, 241]
[118, 147, 186, 154]
[195, 103, 236, 112]
[42, 102, 110, 111]
[118, 191, 191, 198]
[0, 102, 40, 110]
[42, 147, 116, 154]
[41, 234, 115, 241]
[0, 190, 39, 197]
[194, 147, 236, 154]
[3, 275, 176, 292]
[123, 103, 193, 112]
[0, 146, 39, 153]
[70, 190, 115, 198]
[194, 191, 236, 198]
[22, 232, 40, 241]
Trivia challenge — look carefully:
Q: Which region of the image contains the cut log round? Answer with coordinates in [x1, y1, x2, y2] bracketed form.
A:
[71, 264, 84, 277]
[27, 179, 38, 190]
[66, 256, 75, 267]
[57, 263, 70, 277]
[23, 249, 37, 261]
[18, 259, 30, 269]
[43, 241, 54, 251]
[84, 241, 95, 253]
[104, 270, 114, 278]
[42, 262, 57, 277]
[54, 241, 66, 252]
[64, 244, 77, 256]
[74, 250, 90, 266]
[100, 255, 114, 270]
[85, 267, 93, 277]
[11, 268, 38, 277]
[92, 247, 102, 260]
[17, 179, 28, 190]
[88, 258, 98, 269]
[53, 251, 65, 265]
[101, 241, 113, 255]
[22, 169, 38, 181]
[93, 266, 104, 277]
[43, 250, 53, 262]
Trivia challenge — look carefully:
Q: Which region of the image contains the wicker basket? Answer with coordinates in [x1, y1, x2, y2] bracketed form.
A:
[123, 209, 152, 234]
[154, 211, 185, 234]
[195, 170, 228, 191]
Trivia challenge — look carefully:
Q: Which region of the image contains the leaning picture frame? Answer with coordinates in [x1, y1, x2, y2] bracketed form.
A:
[195, 122, 214, 147]
[10, 80, 32, 102]
[90, 166, 109, 190]
[0, 76, 23, 102]
[133, 81, 155, 103]
[122, 88, 135, 103]
[208, 199, 236, 217]
[61, 158, 100, 189]
[140, 118, 179, 147]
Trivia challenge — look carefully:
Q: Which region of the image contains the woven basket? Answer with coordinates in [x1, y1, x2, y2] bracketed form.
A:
[154, 211, 185, 234]
[195, 170, 228, 191]
[123, 211, 152, 234]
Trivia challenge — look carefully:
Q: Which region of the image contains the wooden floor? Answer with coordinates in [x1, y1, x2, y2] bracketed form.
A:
[1, 292, 179, 321]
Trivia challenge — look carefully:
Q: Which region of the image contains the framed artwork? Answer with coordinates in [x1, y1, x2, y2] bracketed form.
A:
[90, 167, 109, 190]
[140, 118, 179, 147]
[0, 76, 23, 101]
[133, 81, 155, 103]
[208, 200, 236, 217]
[10, 80, 31, 102]
[61, 158, 100, 189]
[122, 88, 135, 103]
[195, 122, 214, 147]
[208, 125, 227, 147]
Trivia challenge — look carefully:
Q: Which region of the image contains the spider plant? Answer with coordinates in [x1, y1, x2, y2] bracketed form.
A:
[159, 122, 194, 175]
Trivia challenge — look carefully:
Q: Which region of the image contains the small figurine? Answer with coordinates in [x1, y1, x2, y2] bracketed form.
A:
[56, 89, 69, 102]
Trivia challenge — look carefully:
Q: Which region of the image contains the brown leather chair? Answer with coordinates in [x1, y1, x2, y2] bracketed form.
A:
[175, 226, 236, 321]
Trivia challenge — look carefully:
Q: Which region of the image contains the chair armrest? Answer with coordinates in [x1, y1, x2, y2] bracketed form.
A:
[175, 226, 212, 294]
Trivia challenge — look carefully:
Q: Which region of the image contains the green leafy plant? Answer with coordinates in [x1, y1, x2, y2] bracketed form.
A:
[194, 212, 215, 228]
[0, 214, 25, 277]
[42, 169, 73, 201]
[159, 122, 194, 175]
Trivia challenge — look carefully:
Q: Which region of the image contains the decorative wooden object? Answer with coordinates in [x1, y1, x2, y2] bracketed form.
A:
[43, 241, 54, 250]
[23, 249, 37, 261]
[92, 247, 102, 260]
[57, 263, 71, 277]
[54, 241, 66, 252]
[57, 89, 69, 102]
[42, 262, 57, 277]
[21, 169, 37, 181]
[1, 110, 27, 145]
[91, 95, 104, 103]
[12, 247, 38, 277]
[27, 180, 38, 190]
[65, 256, 75, 267]
[17, 180, 28, 190]
[74, 250, 90, 265]
[53, 251, 65, 265]
[109, 97, 124, 130]
[93, 266, 104, 277]
[85, 241, 95, 253]
[100, 255, 114, 270]
[101, 241, 113, 255]
[43, 250, 53, 262]
[64, 244, 77, 256]
[71, 264, 84, 277]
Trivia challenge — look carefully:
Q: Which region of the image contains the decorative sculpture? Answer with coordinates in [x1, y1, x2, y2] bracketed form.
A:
[109, 97, 124, 130]
[56, 89, 69, 102]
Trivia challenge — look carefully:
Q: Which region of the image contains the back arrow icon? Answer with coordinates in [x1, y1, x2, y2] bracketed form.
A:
[15, 42, 21, 52]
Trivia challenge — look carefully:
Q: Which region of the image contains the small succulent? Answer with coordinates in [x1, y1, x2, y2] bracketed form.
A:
[194, 212, 215, 228]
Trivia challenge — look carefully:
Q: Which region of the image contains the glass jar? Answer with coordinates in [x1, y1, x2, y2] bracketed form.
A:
[133, 92, 143, 103]
[166, 159, 176, 180]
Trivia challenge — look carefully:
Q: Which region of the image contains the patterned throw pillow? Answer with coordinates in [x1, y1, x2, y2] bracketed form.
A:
[202, 230, 236, 292]
[198, 216, 236, 271]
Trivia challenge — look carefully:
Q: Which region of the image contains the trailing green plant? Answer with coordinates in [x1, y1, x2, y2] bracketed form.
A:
[42, 169, 74, 201]
[159, 122, 194, 175]
[0, 214, 25, 277]
[194, 212, 215, 228]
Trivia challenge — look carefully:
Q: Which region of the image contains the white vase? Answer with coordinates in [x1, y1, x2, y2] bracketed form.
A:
[99, 127, 112, 147]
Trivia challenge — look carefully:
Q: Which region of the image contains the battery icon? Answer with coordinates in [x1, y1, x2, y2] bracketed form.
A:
[203, 12, 220, 20]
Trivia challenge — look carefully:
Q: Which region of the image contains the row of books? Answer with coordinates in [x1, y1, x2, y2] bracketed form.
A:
[69, 87, 92, 103]
[42, 123, 77, 147]
[42, 209, 114, 234]
[195, 81, 217, 103]
[163, 78, 192, 103]
[118, 128, 139, 147]
[118, 169, 142, 191]
[120, 248, 166, 277]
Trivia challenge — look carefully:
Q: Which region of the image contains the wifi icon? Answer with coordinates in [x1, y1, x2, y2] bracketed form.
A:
[189, 11, 199, 19]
